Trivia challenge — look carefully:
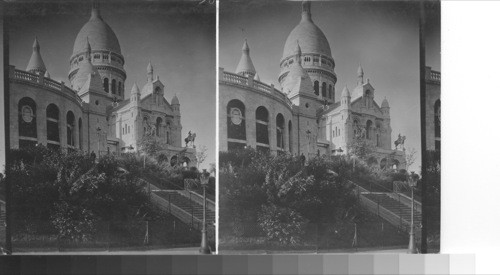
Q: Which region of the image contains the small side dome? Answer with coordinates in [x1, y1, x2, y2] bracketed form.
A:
[341, 85, 350, 97]
[235, 39, 256, 77]
[171, 94, 180, 105]
[357, 64, 364, 77]
[381, 97, 389, 108]
[131, 82, 140, 94]
[26, 37, 47, 75]
[254, 73, 260, 81]
[147, 62, 153, 74]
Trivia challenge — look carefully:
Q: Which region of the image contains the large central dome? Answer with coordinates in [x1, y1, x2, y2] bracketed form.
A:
[282, 2, 331, 60]
[72, 6, 121, 56]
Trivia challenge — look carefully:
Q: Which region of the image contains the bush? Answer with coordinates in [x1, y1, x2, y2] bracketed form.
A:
[258, 204, 307, 246]
[9, 147, 156, 243]
[219, 149, 363, 246]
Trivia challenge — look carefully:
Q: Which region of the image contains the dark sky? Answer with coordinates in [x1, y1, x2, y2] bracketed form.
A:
[220, 0, 426, 171]
[7, 1, 216, 169]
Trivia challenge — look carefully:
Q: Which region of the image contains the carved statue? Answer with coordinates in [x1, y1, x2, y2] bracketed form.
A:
[394, 134, 406, 150]
[184, 131, 196, 147]
[354, 124, 366, 139]
[144, 120, 154, 136]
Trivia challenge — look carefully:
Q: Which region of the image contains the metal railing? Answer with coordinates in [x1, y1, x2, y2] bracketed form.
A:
[351, 181, 421, 234]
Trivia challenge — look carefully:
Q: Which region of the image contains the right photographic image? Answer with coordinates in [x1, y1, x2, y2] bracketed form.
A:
[218, 0, 440, 253]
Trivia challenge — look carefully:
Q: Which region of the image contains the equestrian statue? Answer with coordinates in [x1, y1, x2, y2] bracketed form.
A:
[184, 131, 196, 147]
[394, 134, 406, 150]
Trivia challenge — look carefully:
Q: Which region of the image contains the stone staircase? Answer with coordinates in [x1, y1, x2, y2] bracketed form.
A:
[363, 193, 422, 227]
[138, 176, 215, 231]
[350, 181, 422, 234]
[154, 190, 215, 226]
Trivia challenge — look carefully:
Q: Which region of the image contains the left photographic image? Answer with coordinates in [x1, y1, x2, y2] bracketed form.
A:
[2, 0, 216, 254]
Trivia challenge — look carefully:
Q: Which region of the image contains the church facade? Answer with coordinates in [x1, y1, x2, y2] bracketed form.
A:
[8, 3, 196, 167]
[219, 1, 405, 169]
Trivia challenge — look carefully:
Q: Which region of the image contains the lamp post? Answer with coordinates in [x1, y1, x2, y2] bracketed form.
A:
[199, 169, 211, 254]
[408, 171, 418, 254]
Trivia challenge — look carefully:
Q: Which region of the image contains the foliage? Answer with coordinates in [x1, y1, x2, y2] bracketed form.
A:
[257, 204, 307, 246]
[220, 148, 364, 246]
[8, 146, 164, 242]
[139, 135, 166, 157]
[405, 147, 418, 171]
[347, 136, 375, 162]
[425, 150, 440, 248]
[196, 145, 208, 167]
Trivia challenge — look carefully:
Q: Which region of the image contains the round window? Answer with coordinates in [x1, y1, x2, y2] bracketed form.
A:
[21, 105, 34, 123]
[230, 107, 243, 125]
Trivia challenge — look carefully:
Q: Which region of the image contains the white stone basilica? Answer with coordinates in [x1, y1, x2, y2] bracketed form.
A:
[219, 1, 405, 169]
[9, 2, 196, 167]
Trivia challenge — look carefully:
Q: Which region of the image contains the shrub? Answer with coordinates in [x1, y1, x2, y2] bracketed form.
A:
[258, 204, 307, 246]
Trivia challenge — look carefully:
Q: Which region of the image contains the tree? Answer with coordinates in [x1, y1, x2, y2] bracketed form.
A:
[208, 163, 216, 175]
[405, 147, 418, 171]
[139, 134, 165, 157]
[347, 135, 375, 162]
[219, 148, 361, 245]
[196, 145, 208, 169]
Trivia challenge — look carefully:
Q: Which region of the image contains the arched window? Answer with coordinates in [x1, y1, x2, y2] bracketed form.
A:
[111, 79, 116, 94]
[227, 99, 246, 150]
[118, 81, 122, 96]
[322, 82, 327, 98]
[392, 159, 400, 170]
[18, 97, 37, 147]
[276, 113, 285, 150]
[103, 78, 109, 93]
[366, 120, 373, 139]
[314, 81, 319, 95]
[434, 99, 441, 138]
[155, 87, 162, 105]
[170, 156, 178, 167]
[367, 157, 378, 167]
[376, 123, 381, 147]
[288, 120, 293, 152]
[66, 111, 76, 147]
[380, 158, 387, 169]
[353, 119, 360, 138]
[46, 104, 59, 144]
[182, 157, 191, 167]
[79, 118, 83, 149]
[255, 106, 269, 146]
[156, 117, 162, 137]
[143, 116, 149, 137]
[329, 84, 333, 100]
[166, 122, 171, 144]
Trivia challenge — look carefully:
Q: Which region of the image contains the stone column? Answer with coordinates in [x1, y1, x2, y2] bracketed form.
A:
[60, 108, 67, 149]
[36, 102, 47, 145]
[246, 107, 256, 148]
[269, 114, 277, 154]
[283, 118, 289, 153]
